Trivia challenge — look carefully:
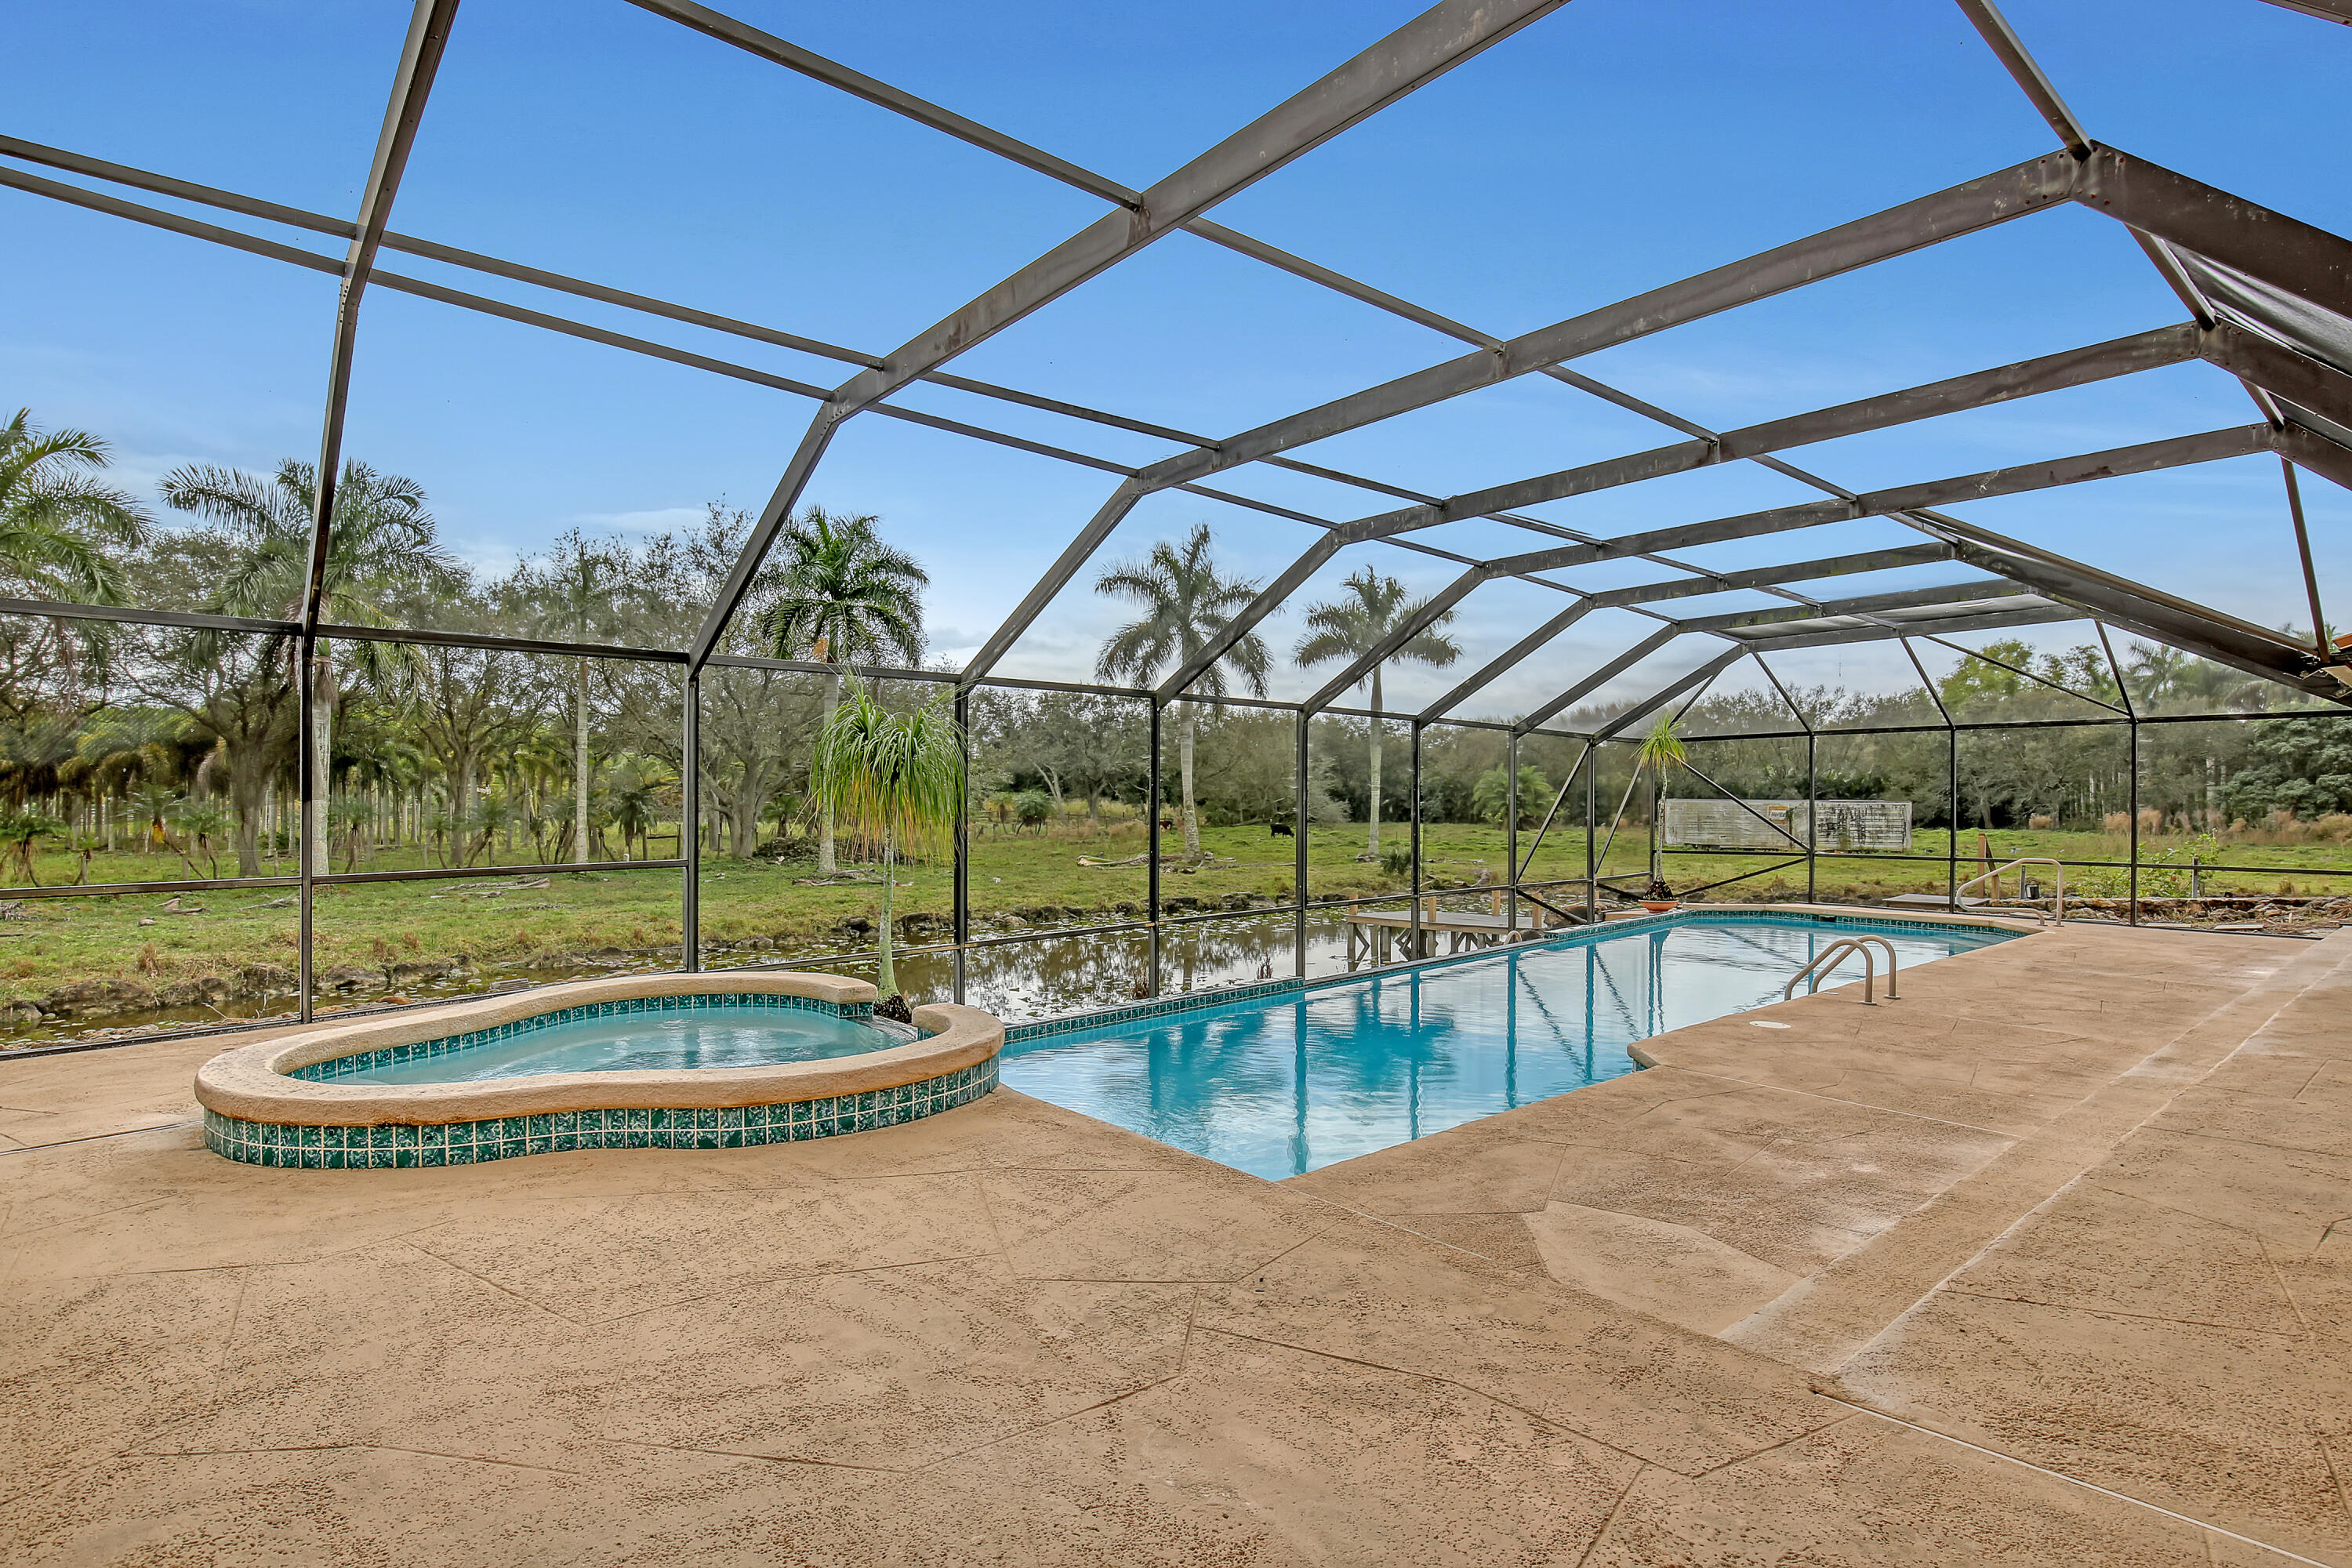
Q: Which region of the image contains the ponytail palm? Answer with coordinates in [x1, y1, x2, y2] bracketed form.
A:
[808, 683, 963, 1000]
[1635, 714, 1687, 898]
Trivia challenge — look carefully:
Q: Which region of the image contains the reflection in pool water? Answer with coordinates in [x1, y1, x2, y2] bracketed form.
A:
[1000, 916, 2011, 1180]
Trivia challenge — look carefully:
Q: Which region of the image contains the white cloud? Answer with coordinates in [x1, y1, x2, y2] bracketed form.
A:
[564, 506, 707, 537]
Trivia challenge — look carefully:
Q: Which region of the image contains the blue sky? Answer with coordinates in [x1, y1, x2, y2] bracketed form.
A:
[7, 0, 2351, 720]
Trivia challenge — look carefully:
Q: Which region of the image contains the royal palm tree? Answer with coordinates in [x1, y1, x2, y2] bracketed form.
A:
[2125, 641, 2271, 714]
[0, 408, 151, 602]
[808, 682, 962, 1006]
[532, 530, 627, 864]
[754, 507, 927, 875]
[159, 458, 459, 877]
[1094, 524, 1270, 857]
[1294, 567, 1461, 860]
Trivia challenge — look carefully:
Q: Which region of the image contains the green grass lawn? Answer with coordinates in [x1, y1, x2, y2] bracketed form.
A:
[1, 820, 2345, 1031]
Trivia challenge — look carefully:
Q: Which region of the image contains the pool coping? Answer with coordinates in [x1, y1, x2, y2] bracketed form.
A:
[194, 971, 1004, 1127]
[1002, 902, 2038, 1045]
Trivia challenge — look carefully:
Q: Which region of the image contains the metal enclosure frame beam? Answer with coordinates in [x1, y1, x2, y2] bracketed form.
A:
[687, 0, 1570, 671]
[295, 0, 463, 1023]
[971, 152, 2085, 677]
[10, 0, 2352, 1043]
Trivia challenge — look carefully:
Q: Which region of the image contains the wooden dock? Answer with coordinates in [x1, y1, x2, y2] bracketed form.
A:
[1342, 896, 1572, 967]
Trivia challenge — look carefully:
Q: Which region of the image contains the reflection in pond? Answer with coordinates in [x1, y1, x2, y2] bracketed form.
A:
[741, 913, 1385, 1025]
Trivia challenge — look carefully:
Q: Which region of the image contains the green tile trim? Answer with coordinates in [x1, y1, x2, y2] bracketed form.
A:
[205, 1053, 999, 1168]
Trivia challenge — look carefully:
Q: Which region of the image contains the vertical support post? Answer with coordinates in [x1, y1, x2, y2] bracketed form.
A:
[1946, 722, 1959, 912]
[953, 685, 971, 1004]
[682, 670, 700, 973]
[1147, 699, 1162, 996]
[1806, 728, 1818, 906]
[2128, 715, 2141, 925]
[2097, 620, 2141, 931]
[296, 635, 315, 1023]
[1293, 707, 1309, 978]
[2283, 458, 2332, 660]
[1409, 721, 1425, 960]
[1584, 741, 1598, 921]
[1902, 637, 1957, 916]
[292, 3, 460, 1019]
[1504, 733, 1519, 933]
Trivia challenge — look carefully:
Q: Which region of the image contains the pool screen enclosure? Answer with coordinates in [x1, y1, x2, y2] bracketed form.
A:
[5, 0, 2352, 1032]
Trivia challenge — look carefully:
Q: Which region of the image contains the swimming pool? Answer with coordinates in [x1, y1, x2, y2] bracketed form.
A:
[1000, 914, 2014, 1179]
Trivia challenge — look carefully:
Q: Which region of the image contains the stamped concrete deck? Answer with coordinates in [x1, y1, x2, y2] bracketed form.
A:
[3, 924, 2347, 1564]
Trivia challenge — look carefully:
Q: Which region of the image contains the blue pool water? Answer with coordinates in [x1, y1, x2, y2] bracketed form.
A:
[335, 1002, 895, 1085]
[1001, 916, 2013, 1180]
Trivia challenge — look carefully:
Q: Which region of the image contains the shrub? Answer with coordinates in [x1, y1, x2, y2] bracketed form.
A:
[2029, 814, 2055, 830]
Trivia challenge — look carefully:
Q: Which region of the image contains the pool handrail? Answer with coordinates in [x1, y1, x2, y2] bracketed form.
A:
[1953, 858, 2065, 926]
[1782, 936, 1897, 1005]
[1847, 935, 1899, 999]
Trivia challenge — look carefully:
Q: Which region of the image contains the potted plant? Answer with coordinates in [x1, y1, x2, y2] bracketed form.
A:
[808, 681, 964, 1022]
[1635, 713, 1686, 912]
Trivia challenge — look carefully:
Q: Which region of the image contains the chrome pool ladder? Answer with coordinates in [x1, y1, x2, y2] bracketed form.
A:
[1782, 936, 1900, 1006]
[1952, 857, 2065, 926]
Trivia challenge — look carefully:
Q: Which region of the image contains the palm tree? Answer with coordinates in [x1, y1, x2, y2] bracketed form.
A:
[754, 507, 927, 875]
[808, 682, 963, 1006]
[532, 530, 627, 864]
[0, 806, 60, 884]
[0, 408, 150, 601]
[608, 768, 660, 862]
[2125, 641, 2270, 714]
[1294, 567, 1461, 860]
[1094, 524, 1270, 857]
[167, 797, 231, 880]
[159, 458, 459, 877]
[1635, 713, 1687, 902]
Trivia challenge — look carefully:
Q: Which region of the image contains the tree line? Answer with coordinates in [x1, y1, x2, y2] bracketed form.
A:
[0, 406, 2339, 895]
